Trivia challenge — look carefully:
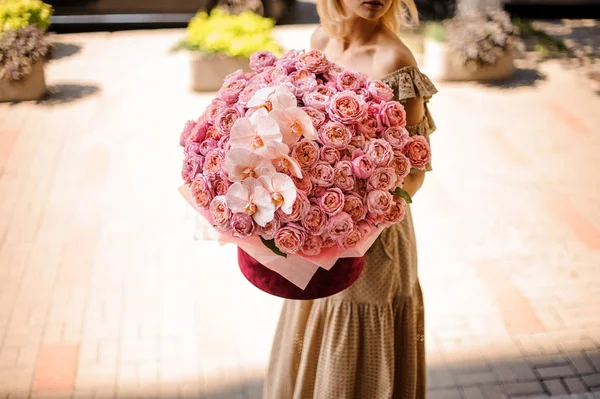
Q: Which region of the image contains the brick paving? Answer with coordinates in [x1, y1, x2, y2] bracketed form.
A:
[0, 25, 599, 398]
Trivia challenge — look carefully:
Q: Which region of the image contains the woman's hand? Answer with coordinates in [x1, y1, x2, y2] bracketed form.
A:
[402, 171, 425, 198]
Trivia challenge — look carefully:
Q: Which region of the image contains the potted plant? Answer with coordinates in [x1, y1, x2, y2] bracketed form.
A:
[424, 10, 522, 82]
[174, 8, 281, 92]
[0, 25, 53, 102]
[0, 0, 53, 102]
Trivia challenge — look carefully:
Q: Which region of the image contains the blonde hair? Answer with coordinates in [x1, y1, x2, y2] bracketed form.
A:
[317, 0, 419, 39]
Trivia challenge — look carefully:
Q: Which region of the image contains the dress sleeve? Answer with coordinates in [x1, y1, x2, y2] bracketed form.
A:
[381, 66, 438, 172]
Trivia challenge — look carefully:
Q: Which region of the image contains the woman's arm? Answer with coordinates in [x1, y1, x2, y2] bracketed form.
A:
[379, 53, 427, 198]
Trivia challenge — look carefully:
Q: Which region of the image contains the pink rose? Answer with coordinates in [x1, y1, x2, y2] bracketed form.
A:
[366, 139, 394, 167]
[402, 136, 431, 170]
[181, 154, 203, 184]
[294, 78, 318, 97]
[319, 122, 352, 150]
[312, 186, 326, 197]
[368, 167, 397, 191]
[262, 66, 289, 84]
[223, 69, 246, 84]
[215, 107, 242, 136]
[300, 107, 326, 129]
[383, 126, 410, 149]
[180, 120, 195, 146]
[367, 80, 394, 102]
[333, 160, 356, 191]
[230, 212, 256, 238]
[302, 92, 330, 111]
[366, 190, 393, 215]
[308, 161, 335, 187]
[390, 151, 411, 183]
[188, 119, 210, 142]
[274, 223, 306, 254]
[336, 70, 363, 92]
[292, 170, 313, 195]
[290, 69, 316, 82]
[217, 135, 230, 151]
[351, 155, 375, 179]
[320, 232, 337, 248]
[380, 101, 407, 127]
[316, 84, 337, 97]
[319, 146, 340, 165]
[301, 205, 327, 235]
[297, 49, 330, 73]
[383, 198, 406, 226]
[275, 56, 297, 73]
[291, 139, 320, 169]
[202, 149, 224, 178]
[350, 132, 366, 150]
[218, 79, 246, 104]
[209, 196, 231, 232]
[339, 226, 363, 249]
[343, 194, 367, 222]
[184, 140, 202, 157]
[191, 176, 214, 209]
[250, 51, 277, 72]
[356, 219, 373, 237]
[212, 175, 232, 196]
[277, 191, 310, 223]
[206, 125, 221, 141]
[323, 64, 343, 82]
[238, 84, 264, 106]
[319, 188, 345, 216]
[355, 115, 381, 138]
[301, 235, 322, 256]
[199, 139, 218, 156]
[327, 212, 353, 239]
[367, 101, 382, 118]
[257, 216, 281, 240]
[328, 91, 368, 124]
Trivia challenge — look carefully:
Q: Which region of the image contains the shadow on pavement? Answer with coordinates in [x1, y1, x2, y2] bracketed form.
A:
[51, 42, 83, 61]
[36, 83, 101, 106]
[480, 67, 547, 89]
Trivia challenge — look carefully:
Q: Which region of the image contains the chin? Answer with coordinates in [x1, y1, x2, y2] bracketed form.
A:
[357, 9, 386, 20]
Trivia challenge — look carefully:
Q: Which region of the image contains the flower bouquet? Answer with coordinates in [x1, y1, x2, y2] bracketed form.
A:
[179, 49, 431, 299]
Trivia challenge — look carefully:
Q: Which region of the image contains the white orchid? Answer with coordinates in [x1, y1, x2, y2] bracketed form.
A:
[229, 108, 282, 151]
[258, 173, 297, 215]
[223, 148, 276, 182]
[225, 178, 275, 227]
[255, 141, 302, 178]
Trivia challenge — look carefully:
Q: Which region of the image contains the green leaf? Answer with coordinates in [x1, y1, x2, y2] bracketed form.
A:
[390, 187, 413, 204]
[260, 236, 287, 258]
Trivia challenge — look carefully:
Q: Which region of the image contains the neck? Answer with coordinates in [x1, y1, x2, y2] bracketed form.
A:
[340, 18, 382, 48]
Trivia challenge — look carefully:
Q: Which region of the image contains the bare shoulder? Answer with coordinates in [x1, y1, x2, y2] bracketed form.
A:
[373, 31, 419, 79]
[310, 25, 330, 50]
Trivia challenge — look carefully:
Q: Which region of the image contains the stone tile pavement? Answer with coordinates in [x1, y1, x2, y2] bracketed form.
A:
[0, 25, 599, 398]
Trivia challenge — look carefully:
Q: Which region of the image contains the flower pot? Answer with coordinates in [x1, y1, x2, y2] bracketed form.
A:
[424, 38, 515, 82]
[189, 52, 252, 92]
[0, 61, 46, 102]
[238, 247, 365, 300]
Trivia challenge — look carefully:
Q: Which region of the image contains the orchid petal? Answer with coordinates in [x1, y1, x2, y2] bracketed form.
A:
[289, 107, 318, 141]
[224, 148, 276, 182]
[229, 117, 254, 150]
[245, 177, 275, 226]
[271, 173, 297, 214]
[246, 87, 275, 108]
[270, 89, 297, 110]
[254, 114, 283, 145]
[224, 182, 250, 213]
[255, 141, 302, 178]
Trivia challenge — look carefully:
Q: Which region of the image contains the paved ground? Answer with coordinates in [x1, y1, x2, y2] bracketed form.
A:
[1, 25, 600, 399]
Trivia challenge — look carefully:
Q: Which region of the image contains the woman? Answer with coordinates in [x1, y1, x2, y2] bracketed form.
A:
[264, 0, 438, 396]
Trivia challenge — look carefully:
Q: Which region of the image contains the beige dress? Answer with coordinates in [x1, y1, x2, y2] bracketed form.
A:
[263, 66, 438, 399]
